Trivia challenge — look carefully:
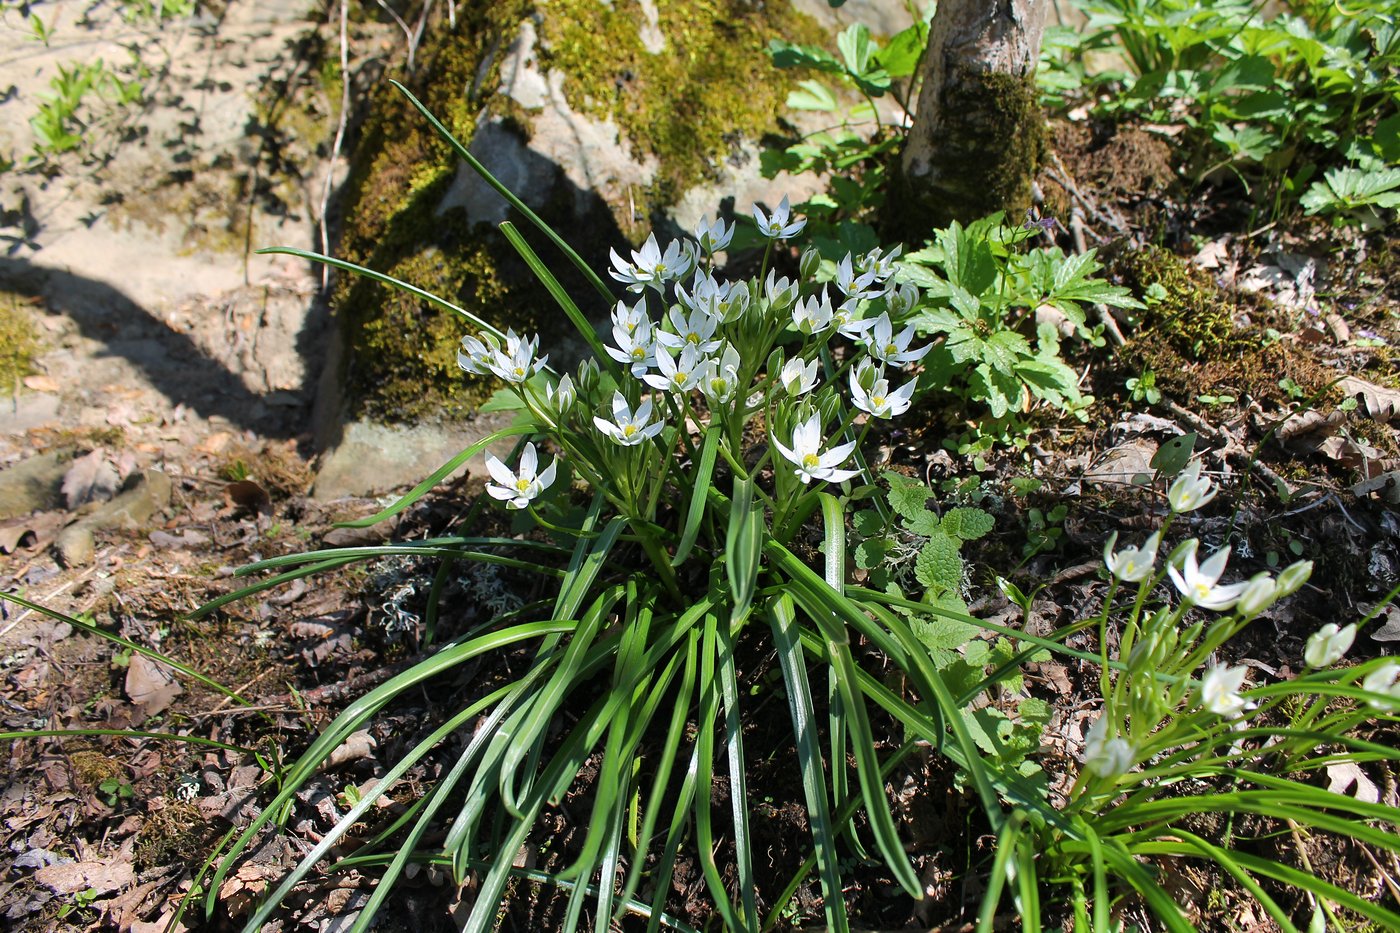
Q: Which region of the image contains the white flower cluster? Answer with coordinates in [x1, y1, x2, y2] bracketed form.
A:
[454, 198, 931, 494]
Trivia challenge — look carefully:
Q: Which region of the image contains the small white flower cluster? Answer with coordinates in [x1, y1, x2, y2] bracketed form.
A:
[454, 197, 931, 497]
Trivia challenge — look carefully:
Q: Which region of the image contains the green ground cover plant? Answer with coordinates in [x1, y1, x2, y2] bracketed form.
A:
[1041, 0, 1400, 223]
[150, 84, 1400, 931]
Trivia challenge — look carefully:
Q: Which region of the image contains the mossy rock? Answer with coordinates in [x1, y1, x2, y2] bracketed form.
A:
[330, 0, 828, 426]
[0, 291, 39, 388]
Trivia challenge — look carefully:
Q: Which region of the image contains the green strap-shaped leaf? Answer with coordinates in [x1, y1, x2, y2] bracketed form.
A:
[2, 591, 252, 706]
[255, 245, 506, 337]
[390, 80, 615, 306]
[499, 221, 622, 380]
[331, 427, 534, 529]
[672, 424, 721, 567]
[769, 595, 848, 933]
[726, 474, 765, 621]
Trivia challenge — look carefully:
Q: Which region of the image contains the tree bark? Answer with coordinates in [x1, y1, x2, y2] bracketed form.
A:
[883, 0, 1048, 244]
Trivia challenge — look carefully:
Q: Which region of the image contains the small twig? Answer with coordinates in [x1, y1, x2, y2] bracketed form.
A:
[1045, 152, 1130, 235]
[317, 0, 352, 291]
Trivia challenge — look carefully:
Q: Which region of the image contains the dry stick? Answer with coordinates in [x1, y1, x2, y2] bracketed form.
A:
[1162, 399, 1296, 497]
[374, 0, 414, 55]
[1045, 151, 1130, 235]
[410, 0, 434, 72]
[317, 0, 352, 291]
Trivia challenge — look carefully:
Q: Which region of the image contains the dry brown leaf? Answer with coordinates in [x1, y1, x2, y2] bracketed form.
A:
[62, 449, 120, 509]
[1339, 375, 1400, 423]
[22, 374, 61, 392]
[34, 859, 135, 895]
[125, 653, 184, 715]
[327, 729, 378, 768]
[1276, 408, 1345, 442]
[1326, 762, 1380, 803]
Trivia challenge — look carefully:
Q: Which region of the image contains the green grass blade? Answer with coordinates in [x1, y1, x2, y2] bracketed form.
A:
[206, 620, 572, 920]
[694, 610, 746, 932]
[769, 594, 848, 933]
[672, 425, 720, 567]
[817, 493, 858, 853]
[257, 245, 506, 336]
[330, 429, 535, 528]
[1168, 830, 1298, 933]
[717, 612, 759, 931]
[1, 728, 253, 756]
[1, 590, 253, 706]
[1136, 840, 1400, 928]
[389, 79, 615, 305]
[618, 629, 699, 915]
[976, 809, 1023, 933]
[726, 474, 764, 621]
[499, 221, 621, 378]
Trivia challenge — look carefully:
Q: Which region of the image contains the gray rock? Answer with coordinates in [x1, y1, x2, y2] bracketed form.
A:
[0, 451, 72, 520]
[312, 416, 518, 500]
[53, 525, 95, 568]
[51, 470, 174, 567]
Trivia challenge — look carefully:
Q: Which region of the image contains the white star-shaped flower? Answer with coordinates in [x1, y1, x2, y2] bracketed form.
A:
[780, 356, 820, 397]
[1103, 530, 1162, 583]
[605, 318, 659, 376]
[752, 195, 806, 240]
[609, 234, 695, 292]
[1199, 663, 1251, 718]
[1168, 541, 1248, 610]
[773, 415, 860, 485]
[1304, 622, 1357, 668]
[850, 365, 915, 419]
[656, 305, 722, 354]
[593, 392, 665, 447]
[792, 289, 835, 336]
[484, 443, 557, 510]
[486, 330, 548, 384]
[835, 253, 879, 300]
[1167, 459, 1216, 513]
[694, 215, 734, 254]
[644, 344, 704, 393]
[699, 343, 742, 408]
[866, 313, 930, 365]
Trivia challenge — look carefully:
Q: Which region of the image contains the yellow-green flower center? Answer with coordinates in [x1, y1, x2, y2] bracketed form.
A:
[802, 453, 820, 469]
[623, 424, 638, 437]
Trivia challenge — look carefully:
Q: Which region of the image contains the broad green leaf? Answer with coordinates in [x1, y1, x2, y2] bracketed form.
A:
[787, 79, 838, 112]
[1150, 433, 1197, 475]
[945, 507, 993, 541]
[882, 470, 932, 520]
[853, 508, 884, 536]
[768, 38, 844, 73]
[914, 530, 962, 591]
[837, 23, 874, 75]
[912, 613, 978, 651]
[873, 21, 928, 77]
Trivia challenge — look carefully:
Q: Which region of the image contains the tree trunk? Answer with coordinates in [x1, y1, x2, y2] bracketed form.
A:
[883, 0, 1048, 243]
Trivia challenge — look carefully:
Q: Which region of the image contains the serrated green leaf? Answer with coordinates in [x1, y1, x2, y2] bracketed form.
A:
[853, 509, 884, 536]
[911, 613, 978, 652]
[882, 471, 932, 520]
[914, 531, 962, 591]
[854, 537, 891, 570]
[1018, 696, 1052, 726]
[904, 510, 941, 536]
[946, 507, 993, 541]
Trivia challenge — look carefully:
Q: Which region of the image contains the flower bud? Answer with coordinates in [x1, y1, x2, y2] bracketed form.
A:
[800, 246, 821, 281]
[547, 374, 576, 413]
[1274, 560, 1312, 599]
[576, 358, 601, 395]
[1083, 717, 1135, 777]
[1304, 622, 1356, 668]
[1234, 572, 1278, 619]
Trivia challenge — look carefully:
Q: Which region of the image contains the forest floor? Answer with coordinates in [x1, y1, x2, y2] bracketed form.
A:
[2, 5, 1400, 933]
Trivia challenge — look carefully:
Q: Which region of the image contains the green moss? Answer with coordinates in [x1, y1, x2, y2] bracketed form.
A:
[537, 0, 825, 211]
[333, 0, 561, 423]
[0, 292, 39, 386]
[1109, 244, 1242, 360]
[885, 69, 1043, 239]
